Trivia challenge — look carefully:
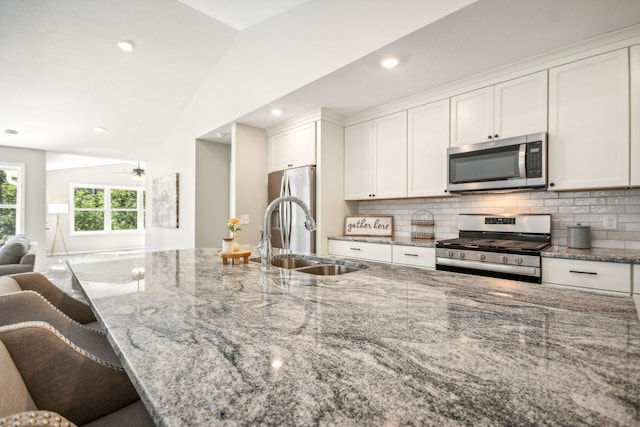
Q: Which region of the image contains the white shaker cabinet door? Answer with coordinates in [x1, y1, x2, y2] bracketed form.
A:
[450, 86, 494, 146]
[291, 122, 316, 168]
[344, 121, 374, 200]
[494, 71, 548, 139]
[268, 131, 294, 172]
[373, 111, 407, 199]
[631, 44, 640, 187]
[408, 99, 450, 197]
[548, 49, 629, 191]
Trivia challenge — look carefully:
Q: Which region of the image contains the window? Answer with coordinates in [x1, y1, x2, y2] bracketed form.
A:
[0, 164, 24, 241]
[72, 185, 145, 233]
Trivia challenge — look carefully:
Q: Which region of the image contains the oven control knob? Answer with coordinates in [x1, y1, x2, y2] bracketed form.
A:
[459, 252, 465, 259]
[447, 251, 454, 257]
[478, 253, 486, 261]
[514, 257, 523, 265]
[499, 255, 508, 263]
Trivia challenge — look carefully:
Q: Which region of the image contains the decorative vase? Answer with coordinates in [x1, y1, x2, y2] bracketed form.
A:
[222, 237, 235, 253]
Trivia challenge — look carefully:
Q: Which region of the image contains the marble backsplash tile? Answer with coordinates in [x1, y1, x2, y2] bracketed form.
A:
[358, 189, 640, 250]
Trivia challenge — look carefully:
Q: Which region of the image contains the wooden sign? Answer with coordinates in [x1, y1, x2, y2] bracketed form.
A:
[344, 216, 393, 237]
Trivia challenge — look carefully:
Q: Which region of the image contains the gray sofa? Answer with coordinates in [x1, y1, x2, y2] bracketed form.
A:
[0, 235, 37, 276]
[0, 322, 155, 426]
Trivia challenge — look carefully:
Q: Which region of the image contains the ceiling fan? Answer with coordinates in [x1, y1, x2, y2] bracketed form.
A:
[114, 162, 145, 181]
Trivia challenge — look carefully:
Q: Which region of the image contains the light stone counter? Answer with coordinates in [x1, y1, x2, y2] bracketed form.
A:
[68, 248, 640, 426]
[543, 246, 640, 264]
[328, 235, 436, 247]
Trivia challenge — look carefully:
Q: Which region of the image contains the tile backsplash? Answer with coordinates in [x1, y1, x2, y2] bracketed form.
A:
[358, 189, 640, 250]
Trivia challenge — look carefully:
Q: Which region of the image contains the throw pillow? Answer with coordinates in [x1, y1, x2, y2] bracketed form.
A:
[0, 235, 29, 265]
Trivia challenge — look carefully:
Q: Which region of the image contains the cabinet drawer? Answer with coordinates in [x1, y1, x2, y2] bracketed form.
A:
[542, 258, 631, 294]
[392, 245, 435, 269]
[328, 240, 392, 263]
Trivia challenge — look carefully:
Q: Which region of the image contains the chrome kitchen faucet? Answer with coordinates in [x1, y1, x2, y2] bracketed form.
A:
[258, 195, 316, 272]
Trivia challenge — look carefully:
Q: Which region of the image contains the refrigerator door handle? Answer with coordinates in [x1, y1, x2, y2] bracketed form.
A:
[283, 176, 293, 249]
[276, 175, 287, 248]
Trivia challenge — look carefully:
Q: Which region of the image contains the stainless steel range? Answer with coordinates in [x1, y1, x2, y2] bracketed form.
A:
[436, 214, 551, 283]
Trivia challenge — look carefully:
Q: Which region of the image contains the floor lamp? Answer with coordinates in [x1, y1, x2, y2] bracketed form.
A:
[49, 203, 69, 256]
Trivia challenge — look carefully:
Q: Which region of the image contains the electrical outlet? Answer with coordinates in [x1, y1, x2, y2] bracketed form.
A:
[240, 214, 250, 225]
[603, 215, 617, 230]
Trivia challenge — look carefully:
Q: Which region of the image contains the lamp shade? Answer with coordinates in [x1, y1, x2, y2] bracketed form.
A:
[48, 203, 69, 214]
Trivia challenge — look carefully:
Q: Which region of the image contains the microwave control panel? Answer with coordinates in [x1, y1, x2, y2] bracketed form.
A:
[525, 141, 543, 178]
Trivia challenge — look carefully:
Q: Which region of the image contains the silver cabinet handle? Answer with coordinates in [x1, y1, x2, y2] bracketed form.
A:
[570, 270, 598, 275]
[350, 247, 361, 251]
[404, 253, 419, 257]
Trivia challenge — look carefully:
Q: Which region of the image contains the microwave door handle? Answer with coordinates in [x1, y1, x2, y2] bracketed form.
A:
[518, 144, 527, 178]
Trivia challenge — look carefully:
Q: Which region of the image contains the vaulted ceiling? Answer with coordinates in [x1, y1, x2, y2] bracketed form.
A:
[2, 0, 640, 164]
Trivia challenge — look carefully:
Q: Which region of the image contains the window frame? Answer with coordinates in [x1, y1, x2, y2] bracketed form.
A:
[0, 163, 25, 239]
[70, 184, 145, 235]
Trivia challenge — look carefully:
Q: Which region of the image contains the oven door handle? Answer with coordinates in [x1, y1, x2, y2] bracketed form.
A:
[436, 257, 539, 277]
[518, 143, 527, 178]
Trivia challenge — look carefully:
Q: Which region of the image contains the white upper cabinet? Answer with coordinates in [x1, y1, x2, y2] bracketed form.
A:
[450, 86, 493, 146]
[494, 71, 548, 139]
[450, 71, 548, 146]
[631, 45, 640, 187]
[344, 121, 373, 200]
[344, 111, 407, 200]
[407, 99, 450, 197]
[548, 49, 629, 190]
[268, 122, 316, 172]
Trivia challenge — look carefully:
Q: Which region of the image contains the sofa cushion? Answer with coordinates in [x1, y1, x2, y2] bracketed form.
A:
[83, 400, 155, 427]
[0, 235, 29, 265]
[0, 341, 37, 417]
[0, 410, 75, 427]
[0, 276, 21, 294]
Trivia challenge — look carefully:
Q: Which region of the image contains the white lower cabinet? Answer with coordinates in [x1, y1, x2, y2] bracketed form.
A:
[328, 240, 392, 263]
[542, 258, 632, 294]
[392, 245, 435, 269]
[329, 240, 435, 269]
[634, 264, 639, 295]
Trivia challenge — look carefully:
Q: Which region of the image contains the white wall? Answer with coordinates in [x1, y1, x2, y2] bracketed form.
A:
[232, 124, 268, 248]
[0, 146, 46, 271]
[46, 163, 145, 254]
[316, 120, 357, 254]
[195, 140, 230, 248]
[145, 1, 474, 252]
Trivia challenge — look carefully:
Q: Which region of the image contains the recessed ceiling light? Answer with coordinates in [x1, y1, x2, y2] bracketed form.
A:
[93, 126, 105, 133]
[381, 57, 399, 68]
[4, 129, 19, 135]
[117, 40, 135, 52]
[271, 108, 283, 116]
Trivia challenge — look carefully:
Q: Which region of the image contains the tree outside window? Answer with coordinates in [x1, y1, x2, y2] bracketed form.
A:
[72, 185, 144, 233]
[0, 166, 23, 241]
[74, 187, 105, 232]
[111, 189, 138, 230]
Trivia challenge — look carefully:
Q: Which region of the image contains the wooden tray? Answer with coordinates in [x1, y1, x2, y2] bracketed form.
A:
[220, 250, 251, 265]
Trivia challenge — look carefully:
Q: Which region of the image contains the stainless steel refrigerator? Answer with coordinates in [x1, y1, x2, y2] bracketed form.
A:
[268, 165, 316, 253]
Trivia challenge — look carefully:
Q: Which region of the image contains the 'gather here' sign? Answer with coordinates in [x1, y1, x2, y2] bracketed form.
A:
[344, 216, 393, 237]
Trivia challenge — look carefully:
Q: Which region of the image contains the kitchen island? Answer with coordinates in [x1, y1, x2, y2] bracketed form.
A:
[68, 248, 640, 426]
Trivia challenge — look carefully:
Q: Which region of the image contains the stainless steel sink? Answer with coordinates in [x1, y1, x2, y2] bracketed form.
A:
[294, 264, 362, 275]
[271, 256, 319, 269]
[251, 254, 368, 275]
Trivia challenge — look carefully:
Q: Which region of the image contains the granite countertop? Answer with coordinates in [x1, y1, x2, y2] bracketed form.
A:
[68, 248, 640, 426]
[330, 235, 640, 264]
[328, 235, 436, 247]
[543, 246, 640, 264]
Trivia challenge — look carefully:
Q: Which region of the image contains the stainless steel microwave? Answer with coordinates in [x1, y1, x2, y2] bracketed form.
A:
[447, 132, 547, 193]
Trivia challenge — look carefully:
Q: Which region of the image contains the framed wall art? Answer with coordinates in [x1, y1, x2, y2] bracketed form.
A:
[344, 215, 393, 237]
[152, 173, 179, 228]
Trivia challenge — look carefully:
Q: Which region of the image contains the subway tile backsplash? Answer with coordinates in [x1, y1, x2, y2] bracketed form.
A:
[358, 189, 640, 250]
